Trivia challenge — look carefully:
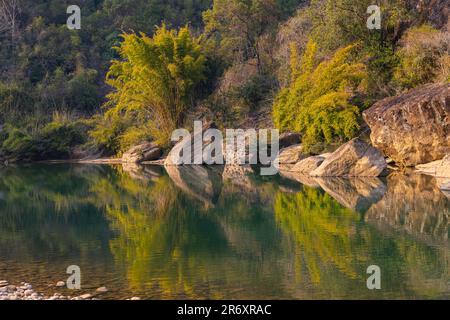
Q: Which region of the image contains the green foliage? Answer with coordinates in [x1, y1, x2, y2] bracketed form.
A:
[273, 40, 366, 151]
[1, 119, 86, 161]
[94, 25, 206, 150]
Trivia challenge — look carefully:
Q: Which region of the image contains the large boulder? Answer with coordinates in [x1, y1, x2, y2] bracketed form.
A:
[363, 83, 450, 166]
[310, 138, 387, 177]
[122, 142, 162, 164]
[165, 121, 219, 166]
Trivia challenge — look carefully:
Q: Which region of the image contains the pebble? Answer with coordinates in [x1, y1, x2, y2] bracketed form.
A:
[56, 281, 66, 287]
[79, 293, 93, 299]
[96, 286, 108, 293]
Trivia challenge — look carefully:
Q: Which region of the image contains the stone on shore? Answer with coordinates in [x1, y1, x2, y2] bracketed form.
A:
[310, 138, 387, 177]
[165, 121, 219, 166]
[363, 83, 450, 166]
[56, 281, 65, 287]
[96, 287, 108, 293]
[122, 142, 162, 164]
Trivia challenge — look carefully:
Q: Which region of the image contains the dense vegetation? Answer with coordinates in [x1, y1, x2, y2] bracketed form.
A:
[0, 0, 448, 160]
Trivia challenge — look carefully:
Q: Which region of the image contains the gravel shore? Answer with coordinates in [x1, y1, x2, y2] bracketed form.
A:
[0, 280, 141, 300]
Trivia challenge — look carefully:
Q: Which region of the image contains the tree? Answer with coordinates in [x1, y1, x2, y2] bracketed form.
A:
[94, 25, 206, 151]
[273, 40, 366, 151]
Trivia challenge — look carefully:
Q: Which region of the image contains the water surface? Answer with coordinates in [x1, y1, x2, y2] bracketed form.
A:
[0, 164, 449, 299]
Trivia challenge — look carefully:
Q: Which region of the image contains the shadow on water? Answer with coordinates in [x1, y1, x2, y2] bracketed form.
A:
[0, 163, 448, 299]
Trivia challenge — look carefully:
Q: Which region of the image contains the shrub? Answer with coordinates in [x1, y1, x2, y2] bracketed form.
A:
[273, 40, 367, 151]
[393, 25, 450, 90]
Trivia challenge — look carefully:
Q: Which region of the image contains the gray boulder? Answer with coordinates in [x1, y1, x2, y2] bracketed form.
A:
[310, 138, 387, 177]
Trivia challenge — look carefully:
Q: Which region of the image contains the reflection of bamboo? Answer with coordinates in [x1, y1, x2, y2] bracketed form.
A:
[274, 187, 360, 284]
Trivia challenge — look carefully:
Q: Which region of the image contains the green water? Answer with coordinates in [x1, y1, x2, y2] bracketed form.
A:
[0, 163, 448, 299]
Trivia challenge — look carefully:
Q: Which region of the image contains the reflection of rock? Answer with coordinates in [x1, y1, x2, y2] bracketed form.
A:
[122, 163, 162, 182]
[122, 142, 162, 163]
[363, 83, 450, 166]
[366, 173, 450, 242]
[277, 144, 305, 164]
[311, 138, 387, 177]
[279, 170, 321, 188]
[315, 177, 386, 212]
[165, 165, 223, 206]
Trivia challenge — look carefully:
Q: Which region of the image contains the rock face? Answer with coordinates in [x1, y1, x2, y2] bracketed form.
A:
[310, 138, 387, 177]
[363, 83, 450, 166]
[122, 142, 162, 164]
[277, 144, 304, 164]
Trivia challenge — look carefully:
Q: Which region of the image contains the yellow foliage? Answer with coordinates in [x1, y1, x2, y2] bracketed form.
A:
[273, 40, 366, 151]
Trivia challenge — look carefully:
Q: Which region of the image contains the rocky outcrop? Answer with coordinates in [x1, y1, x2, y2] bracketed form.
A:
[363, 83, 450, 166]
[310, 138, 387, 177]
[122, 142, 162, 164]
[277, 144, 304, 164]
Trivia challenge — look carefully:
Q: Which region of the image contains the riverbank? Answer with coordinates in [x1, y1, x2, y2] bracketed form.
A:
[0, 280, 141, 301]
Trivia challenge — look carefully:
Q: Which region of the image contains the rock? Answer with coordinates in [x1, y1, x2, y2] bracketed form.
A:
[24, 289, 33, 296]
[56, 281, 65, 287]
[122, 142, 162, 164]
[79, 293, 92, 300]
[279, 132, 301, 149]
[289, 155, 329, 175]
[165, 121, 218, 166]
[415, 155, 450, 195]
[416, 154, 450, 178]
[363, 83, 450, 166]
[276, 144, 305, 164]
[130, 297, 141, 300]
[310, 138, 387, 177]
[96, 287, 108, 293]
